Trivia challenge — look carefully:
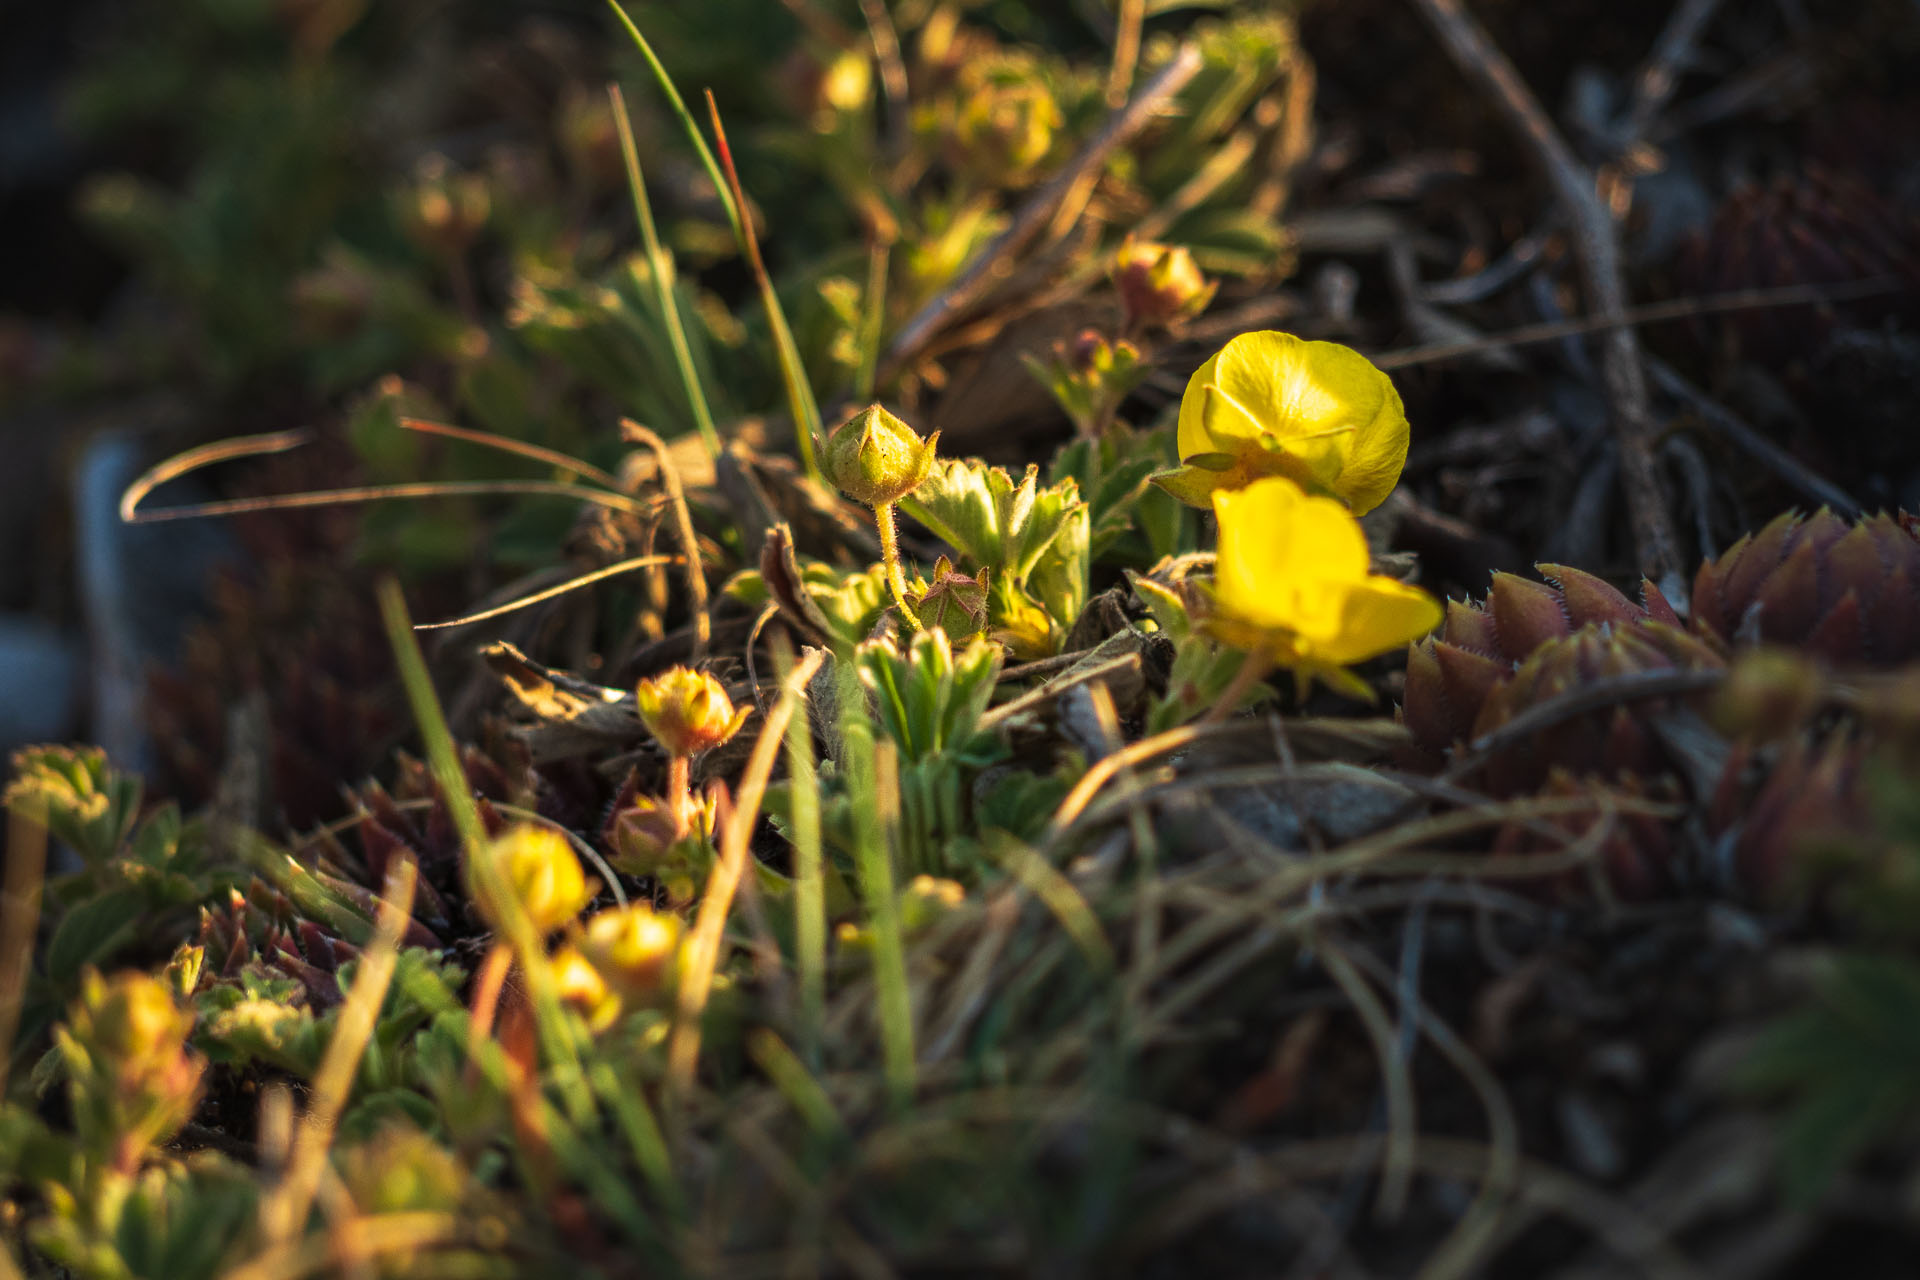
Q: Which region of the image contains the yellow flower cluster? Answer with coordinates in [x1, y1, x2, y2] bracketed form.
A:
[1163, 331, 1440, 691]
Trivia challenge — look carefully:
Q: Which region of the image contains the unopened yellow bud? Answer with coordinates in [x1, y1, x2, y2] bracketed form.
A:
[549, 946, 619, 1031]
[821, 404, 939, 507]
[1114, 239, 1216, 329]
[578, 904, 683, 1001]
[75, 970, 193, 1069]
[484, 824, 592, 935]
[635, 667, 751, 758]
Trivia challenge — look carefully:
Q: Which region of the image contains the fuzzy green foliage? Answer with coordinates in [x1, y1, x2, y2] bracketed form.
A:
[1735, 953, 1920, 1203]
[902, 459, 1091, 658]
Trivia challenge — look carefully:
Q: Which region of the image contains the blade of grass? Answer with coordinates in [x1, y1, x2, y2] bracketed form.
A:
[603, 1, 825, 478]
[668, 647, 827, 1102]
[748, 1028, 846, 1142]
[619, 419, 711, 661]
[986, 835, 1115, 975]
[376, 579, 593, 1125]
[837, 667, 915, 1111]
[855, 240, 889, 402]
[603, 1, 746, 241]
[773, 637, 828, 1067]
[587, 1060, 682, 1218]
[1319, 933, 1418, 1222]
[607, 84, 722, 459]
[703, 91, 825, 481]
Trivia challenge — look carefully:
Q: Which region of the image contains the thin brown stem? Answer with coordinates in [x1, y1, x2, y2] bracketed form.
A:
[1406, 0, 1685, 600]
[621, 419, 712, 660]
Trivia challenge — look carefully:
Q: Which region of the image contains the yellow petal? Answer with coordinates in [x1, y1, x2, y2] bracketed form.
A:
[1208, 475, 1441, 679]
[1211, 476, 1369, 629]
[1176, 331, 1411, 515]
[1310, 577, 1444, 666]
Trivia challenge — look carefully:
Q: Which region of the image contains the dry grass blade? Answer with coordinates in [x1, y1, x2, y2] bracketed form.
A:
[1319, 936, 1419, 1219]
[118, 427, 309, 520]
[855, 0, 909, 160]
[397, 417, 626, 491]
[1407, 0, 1682, 595]
[1443, 668, 1726, 785]
[620, 419, 711, 660]
[257, 856, 419, 1248]
[120, 426, 651, 522]
[413, 553, 681, 631]
[1105, 0, 1146, 108]
[669, 647, 827, 1102]
[221, 1212, 460, 1280]
[1046, 722, 1210, 837]
[0, 805, 49, 1096]
[1372, 277, 1907, 372]
[1345, 941, 1519, 1280]
[1116, 1134, 1702, 1279]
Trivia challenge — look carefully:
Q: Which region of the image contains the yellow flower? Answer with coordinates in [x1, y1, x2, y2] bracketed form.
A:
[1209, 477, 1441, 688]
[1154, 331, 1410, 515]
[635, 667, 751, 759]
[480, 824, 593, 935]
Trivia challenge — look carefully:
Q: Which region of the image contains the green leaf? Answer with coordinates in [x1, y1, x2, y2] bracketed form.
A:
[1735, 953, 1920, 1202]
[902, 459, 1090, 652]
[45, 887, 145, 983]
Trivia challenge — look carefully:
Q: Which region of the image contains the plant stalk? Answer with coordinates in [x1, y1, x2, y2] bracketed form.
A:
[873, 501, 922, 631]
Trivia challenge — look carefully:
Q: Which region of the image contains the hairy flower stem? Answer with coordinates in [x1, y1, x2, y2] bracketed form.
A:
[667, 755, 692, 823]
[873, 501, 923, 631]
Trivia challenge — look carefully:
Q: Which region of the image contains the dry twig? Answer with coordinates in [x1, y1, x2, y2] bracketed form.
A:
[1406, 0, 1686, 600]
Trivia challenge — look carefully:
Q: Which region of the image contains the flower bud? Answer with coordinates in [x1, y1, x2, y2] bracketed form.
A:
[821, 404, 939, 506]
[913, 557, 991, 641]
[398, 154, 490, 259]
[549, 946, 619, 1031]
[74, 970, 193, 1070]
[1713, 648, 1827, 743]
[577, 904, 683, 1001]
[1029, 329, 1146, 435]
[482, 824, 592, 935]
[59, 970, 204, 1165]
[1113, 239, 1216, 329]
[635, 667, 751, 758]
[898, 875, 967, 933]
[949, 70, 1061, 185]
[606, 791, 690, 872]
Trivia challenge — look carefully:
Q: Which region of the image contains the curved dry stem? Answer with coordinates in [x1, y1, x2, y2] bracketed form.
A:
[620, 419, 712, 660]
[398, 417, 625, 491]
[413, 553, 681, 631]
[121, 427, 650, 524]
[1319, 934, 1419, 1220]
